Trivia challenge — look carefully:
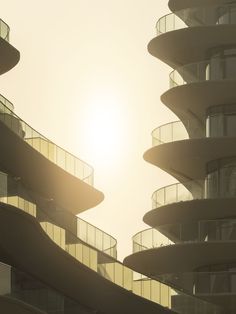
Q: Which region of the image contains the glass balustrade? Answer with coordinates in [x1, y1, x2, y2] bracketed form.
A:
[152, 121, 189, 146]
[156, 4, 236, 36]
[76, 217, 117, 258]
[156, 12, 186, 35]
[152, 177, 236, 209]
[0, 195, 37, 217]
[0, 95, 94, 185]
[133, 219, 236, 253]
[170, 57, 236, 88]
[152, 181, 197, 209]
[0, 19, 9, 42]
[0, 94, 14, 111]
[133, 228, 173, 253]
[0, 171, 222, 314]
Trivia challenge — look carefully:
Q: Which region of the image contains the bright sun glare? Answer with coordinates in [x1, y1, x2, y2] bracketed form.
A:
[82, 90, 126, 169]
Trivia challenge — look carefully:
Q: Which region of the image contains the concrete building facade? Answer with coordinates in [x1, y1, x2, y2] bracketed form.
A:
[125, 1, 236, 313]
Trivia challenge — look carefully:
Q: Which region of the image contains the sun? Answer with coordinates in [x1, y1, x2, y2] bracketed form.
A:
[80, 89, 127, 170]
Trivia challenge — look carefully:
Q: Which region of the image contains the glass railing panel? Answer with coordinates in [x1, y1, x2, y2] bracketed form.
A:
[114, 263, 124, 287]
[40, 222, 66, 250]
[152, 121, 189, 147]
[0, 95, 14, 112]
[158, 13, 166, 35]
[165, 184, 178, 205]
[94, 228, 103, 251]
[162, 123, 173, 143]
[66, 242, 98, 272]
[173, 121, 188, 141]
[99, 262, 114, 282]
[142, 279, 151, 300]
[87, 223, 96, 247]
[150, 280, 162, 304]
[123, 266, 133, 290]
[65, 153, 74, 175]
[77, 218, 87, 242]
[152, 188, 164, 208]
[177, 184, 193, 202]
[55, 147, 66, 169]
[0, 20, 10, 42]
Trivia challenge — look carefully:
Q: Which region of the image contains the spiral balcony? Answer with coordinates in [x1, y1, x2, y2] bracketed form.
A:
[145, 181, 236, 228]
[125, 1, 236, 313]
[0, 19, 19, 74]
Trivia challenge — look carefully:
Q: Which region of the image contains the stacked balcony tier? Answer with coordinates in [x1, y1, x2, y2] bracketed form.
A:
[124, 1, 236, 313]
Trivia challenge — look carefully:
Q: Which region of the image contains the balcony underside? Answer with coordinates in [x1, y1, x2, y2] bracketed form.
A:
[124, 242, 236, 276]
[0, 121, 103, 213]
[144, 198, 236, 228]
[144, 137, 236, 182]
[0, 37, 19, 75]
[0, 203, 172, 314]
[148, 25, 236, 68]
[169, 0, 232, 12]
[162, 80, 236, 128]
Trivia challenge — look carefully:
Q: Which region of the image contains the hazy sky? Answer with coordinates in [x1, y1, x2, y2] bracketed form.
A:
[0, 0, 177, 259]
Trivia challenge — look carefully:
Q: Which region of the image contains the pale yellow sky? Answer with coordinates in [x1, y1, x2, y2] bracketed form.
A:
[0, 0, 177, 259]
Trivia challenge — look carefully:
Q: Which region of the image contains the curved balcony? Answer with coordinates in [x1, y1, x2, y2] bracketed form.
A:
[152, 121, 188, 147]
[0, 173, 222, 314]
[156, 4, 236, 36]
[0, 19, 19, 75]
[152, 181, 202, 209]
[133, 219, 236, 253]
[152, 175, 236, 210]
[145, 134, 236, 184]
[133, 228, 173, 253]
[170, 57, 236, 88]
[0, 19, 9, 42]
[0, 96, 94, 185]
